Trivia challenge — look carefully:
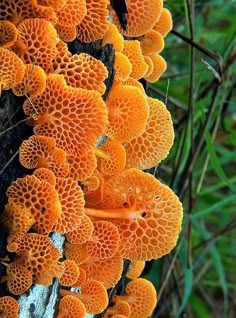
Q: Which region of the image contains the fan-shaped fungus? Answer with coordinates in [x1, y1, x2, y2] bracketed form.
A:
[12, 63, 46, 97]
[15, 18, 58, 72]
[33, 167, 56, 186]
[114, 52, 132, 81]
[52, 177, 85, 234]
[65, 242, 89, 265]
[66, 215, 94, 244]
[112, 0, 163, 37]
[85, 169, 183, 261]
[71, 267, 87, 287]
[139, 30, 164, 55]
[83, 170, 105, 208]
[23, 74, 108, 156]
[104, 300, 131, 318]
[122, 77, 145, 94]
[0, 296, 19, 318]
[86, 220, 120, 260]
[153, 8, 173, 38]
[122, 41, 148, 80]
[0, 47, 25, 95]
[60, 280, 108, 314]
[96, 140, 126, 176]
[0, 21, 18, 48]
[77, 0, 109, 43]
[144, 54, 167, 83]
[126, 260, 145, 280]
[6, 175, 62, 234]
[105, 84, 149, 143]
[1, 262, 32, 295]
[124, 97, 174, 170]
[59, 260, 80, 287]
[113, 278, 157, 318]
[102, 22, 124, 52]
[82, 175, 100, 192]
[80, 252, 123, 289]
[143, 56, 154, 78]
[57, 295, 86, 318]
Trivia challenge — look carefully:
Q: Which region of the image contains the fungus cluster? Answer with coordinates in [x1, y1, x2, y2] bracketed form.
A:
[0, 1, 182, 317]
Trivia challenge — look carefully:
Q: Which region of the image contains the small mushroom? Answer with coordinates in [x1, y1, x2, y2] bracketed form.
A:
[33, 168, 56, 186]
[0, 296, 19, 318]
[104, 300, 131, 318]
[126, 260, 145, 280]
[139, 29, 164, 55]
[102, 22, 124, 52]
[144, 54, 167, 83]
[57, 295, 86, 318]
[59, 260, 80, 287]
[0, 21, 18, 48]
[114, 52, 132, 81]
[66, 215, 94, 244]
[153, 8, 173, 38]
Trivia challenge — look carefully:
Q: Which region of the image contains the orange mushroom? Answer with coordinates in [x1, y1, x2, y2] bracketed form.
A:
[102, 22, 124, 52]
[112, 0, 163, 37]
[33, 167, 56, 186]
[86, 220, 120, 260]
[1, 262, 32, 295]
[59, 260, 80, 287]
[139, 29, 164, 55]
[23, 74, 108, 156]
[60, 280, 108, 314]
[113, 278, 157, 318]
[85, 169, 183, 261]
[6, 174, 62, 234]
[15, 18, 58, 72]
[0, 47, 25, 95]
[0, 21, 18, 48]
[55, 24, 77, 43]
[65, 242, 89, 265]
[52, 177, 85, 234]
[76, 0, 109, 43]
[126, 260, 145, 280]
[124, 97, 174, 170]
[1, 200, 34, 234]
[82, 175, 100, 192]
[52, 52, 108, 94]
[80, 251, 123, 289]
[143, 56, 154, 78]
[71, 267, 87, 287]
[153, 8, 173, 38]
[96, 140, 126, 176]
[37, 0, 66, 11]
[12, 63, 46, 97]
[0, 0, 57, 26]
[122, 41, 148, 80]
[122, 77, 145, 94]
[57, 295, 86, 318]
[66, 215, 94, 244]
[144, 54, 167, 83]
[0, 296, 19, 318]
[104, 300, 131, 318]
[83, 170, 105, 208]
[114, 52, 132, 82]
[105, 84, 149, 143]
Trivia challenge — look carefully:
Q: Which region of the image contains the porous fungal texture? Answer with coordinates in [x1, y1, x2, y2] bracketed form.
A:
[0, 1, 183, 316]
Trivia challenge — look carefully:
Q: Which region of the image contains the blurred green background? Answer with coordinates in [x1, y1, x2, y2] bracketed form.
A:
[144, 0, 236, 317]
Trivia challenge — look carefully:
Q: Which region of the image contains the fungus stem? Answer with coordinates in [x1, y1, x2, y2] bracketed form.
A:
[94, 148, 110, 160]
[85, 207, 139, 220]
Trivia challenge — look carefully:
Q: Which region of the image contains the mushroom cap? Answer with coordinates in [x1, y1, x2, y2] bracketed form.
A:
[99, 169, 183, 260]
[96, 140, 126, 176]
[0, 47, 25, 92]
[5, 262, 32, 295]
[112, 0, 163, 37]
[144, 54, 167, 83]
[55, 24, 77, 42]
[0, 0, 57, 26]
[76, 0, 109, 43]
[122, 77, 145, 94]
[12, 63, 46, 96]
[11, 233, 63, 284]
[80, 252, 123, 289]
[58, 295, 86, 318]
[139, 29, 165, 55]
[143, 55, 154, 78]
[102, 22, 124, 52]
[124, 278, 157, 318]
[153, 8, 173, 38]
[67, 149, 97, 182]
[15, 18, 58, 72]
[122, 41, 148, 80]
[126, 260, 145, 280]
[82, 175, 100, 191]
[23, 74, 108, 156]
[56, 0, 87, 26]
[105, 84, 149, 143]
[71, 267, 87, 287]
[86, 220, 120, 260]
[52, 52, 108, 94]
[66, 215, 94, 244]
[1, 200, 34, 234]
[65, 242, 89, 265]
[104, 300, 131, 318]
[52, 177, 85, 234]
[114, 52, 132, 81]
[0, 296, 19, 318]
[84, 170, 105, 208]
[124, 97, 174, 170]
[33, 167, 56, 186]
[59, 260, 80, 287]
[19, 135, 70, 177]
[6, 175, 62, 234]
[0, 21, 18, 48]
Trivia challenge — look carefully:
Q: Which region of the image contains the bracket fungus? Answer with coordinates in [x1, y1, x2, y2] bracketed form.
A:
[59, 260, 80, 287]
[66, 214, 94, 245]
[0, 296, 19, 318]
[57, 295, 86, 318]
[153, 7, 173, 38]
[0, 21, 18, 48]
